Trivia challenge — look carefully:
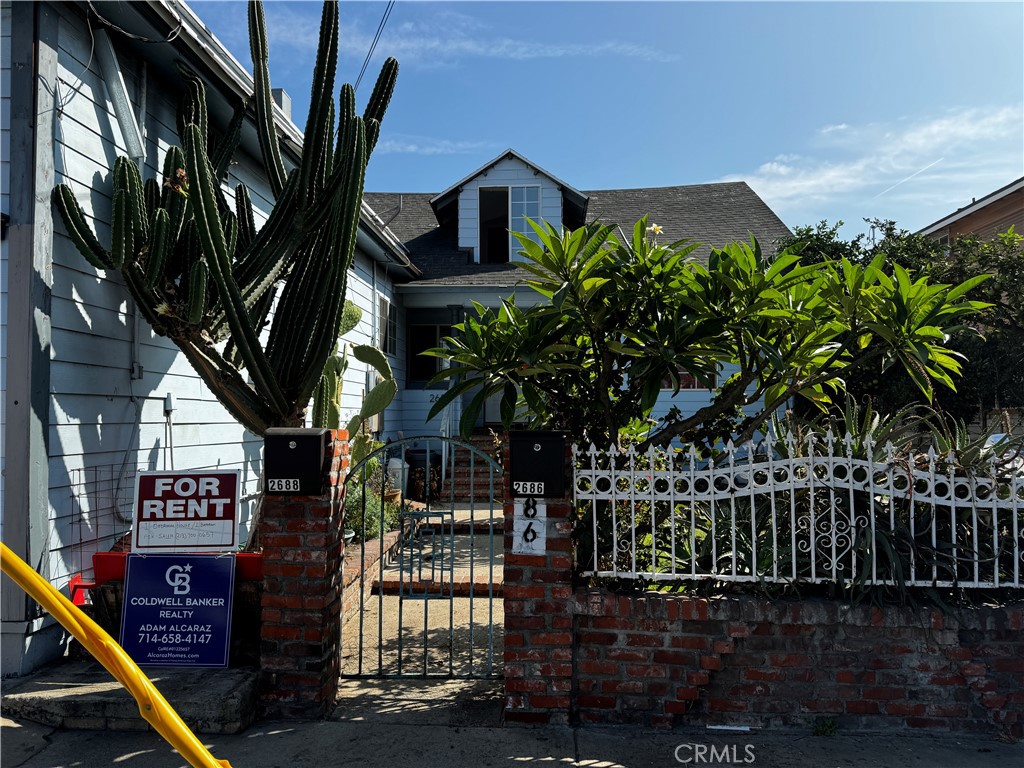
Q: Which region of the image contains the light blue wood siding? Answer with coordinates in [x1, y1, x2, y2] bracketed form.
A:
[333, 254, 404, 439]
[0, 0, 10, 534]
[457, 155, 563, 262]
[43, 10, 274, 584]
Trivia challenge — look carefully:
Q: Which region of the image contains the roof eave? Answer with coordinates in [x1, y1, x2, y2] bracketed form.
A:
[428, 148, 589, 215]
[918, 177, 1024, 236]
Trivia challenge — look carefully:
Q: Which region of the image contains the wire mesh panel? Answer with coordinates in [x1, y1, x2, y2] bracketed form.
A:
[340, 437, 503, 678]
[575, 434, 1024, 589]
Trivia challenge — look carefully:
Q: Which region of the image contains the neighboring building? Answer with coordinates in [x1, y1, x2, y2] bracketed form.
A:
[1, 1, 786, 676]
[918, 176, 1024, 244]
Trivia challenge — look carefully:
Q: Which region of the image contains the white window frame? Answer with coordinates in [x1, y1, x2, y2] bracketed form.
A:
[378, 295, 397, 356]
[477, 184, 543, 264]
[508, 184, 542, 261]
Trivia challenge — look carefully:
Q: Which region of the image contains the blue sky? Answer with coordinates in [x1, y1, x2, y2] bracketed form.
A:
[189, 1, 1024, 238]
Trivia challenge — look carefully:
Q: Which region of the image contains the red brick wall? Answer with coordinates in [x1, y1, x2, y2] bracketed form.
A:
[259, 430, 348, 718]
[503, 456, 1023, 737]
[572, 592, 1023, 737]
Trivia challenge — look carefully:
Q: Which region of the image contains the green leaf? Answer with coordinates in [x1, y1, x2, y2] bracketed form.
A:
[352, 344, 393, 380]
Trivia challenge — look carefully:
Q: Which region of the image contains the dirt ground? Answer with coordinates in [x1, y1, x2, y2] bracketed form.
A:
[340, 594, 503, 678]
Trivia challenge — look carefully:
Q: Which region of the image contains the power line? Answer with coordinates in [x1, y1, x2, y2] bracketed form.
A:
[354, 0, 395, 93]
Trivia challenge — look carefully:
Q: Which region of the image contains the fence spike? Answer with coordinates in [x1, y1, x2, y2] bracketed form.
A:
[883, 440, 896, 461]
[784, 430, 796, 451]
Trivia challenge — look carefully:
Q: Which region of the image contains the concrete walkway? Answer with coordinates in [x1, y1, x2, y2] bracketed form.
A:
[3, 711, 1021, 768]
[3, 677, 1022, 768]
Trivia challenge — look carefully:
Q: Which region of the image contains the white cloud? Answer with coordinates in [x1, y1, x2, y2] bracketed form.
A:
[376, 136, 497, 156]
[262, 6, 678, 66]
[719, 106, 1023, 224]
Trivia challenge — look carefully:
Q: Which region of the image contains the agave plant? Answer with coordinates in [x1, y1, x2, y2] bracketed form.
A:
[51, 1, 398, 436]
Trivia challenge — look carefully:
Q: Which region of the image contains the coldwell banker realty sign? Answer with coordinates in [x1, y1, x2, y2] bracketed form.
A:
[133, 470, 240, 552]
[120, 553, 235, 667]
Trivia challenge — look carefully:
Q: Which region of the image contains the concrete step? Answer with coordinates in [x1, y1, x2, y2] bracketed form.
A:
[373, 578, 503, 597]
[0, 659, 258, 734]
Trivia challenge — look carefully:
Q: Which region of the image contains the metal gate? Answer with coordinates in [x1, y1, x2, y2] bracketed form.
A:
[340, 437, 503, 678]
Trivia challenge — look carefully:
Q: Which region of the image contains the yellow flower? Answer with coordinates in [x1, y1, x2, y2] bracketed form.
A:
[647, 223, 663, 235]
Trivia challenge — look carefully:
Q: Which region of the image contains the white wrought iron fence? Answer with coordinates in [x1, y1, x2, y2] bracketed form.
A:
[574, 434, 1024, 589]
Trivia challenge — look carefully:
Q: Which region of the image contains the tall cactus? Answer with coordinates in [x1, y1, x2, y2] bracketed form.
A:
[51, 1, 398, 435]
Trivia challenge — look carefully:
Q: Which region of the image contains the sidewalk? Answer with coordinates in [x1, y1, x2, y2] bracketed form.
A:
[3, 677, 1021, 768]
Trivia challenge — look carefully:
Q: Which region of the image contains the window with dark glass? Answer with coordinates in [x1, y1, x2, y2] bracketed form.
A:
[407, 324, 451, 386]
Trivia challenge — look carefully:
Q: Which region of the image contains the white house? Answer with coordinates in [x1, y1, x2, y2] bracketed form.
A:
[365, 149, 791, 436]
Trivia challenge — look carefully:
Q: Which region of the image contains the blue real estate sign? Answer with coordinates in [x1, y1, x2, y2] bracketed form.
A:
[120, 553, 235, 667]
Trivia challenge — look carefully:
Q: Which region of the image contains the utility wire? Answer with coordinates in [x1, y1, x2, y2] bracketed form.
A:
[354, 0, 395, 93]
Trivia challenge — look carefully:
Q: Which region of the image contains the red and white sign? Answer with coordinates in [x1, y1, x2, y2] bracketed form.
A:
[133, 471, 240, 553]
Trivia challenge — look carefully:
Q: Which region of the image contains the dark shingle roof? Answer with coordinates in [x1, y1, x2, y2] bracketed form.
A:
[363, 182, 790, 288]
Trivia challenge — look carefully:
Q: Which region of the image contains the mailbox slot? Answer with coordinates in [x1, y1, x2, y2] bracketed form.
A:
[509, 431, 566, 498]
[264, 428, 330, 495]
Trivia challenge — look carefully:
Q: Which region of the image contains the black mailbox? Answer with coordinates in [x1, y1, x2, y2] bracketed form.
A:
[509, 431, 566, 498]
[264, 428, 330, 495]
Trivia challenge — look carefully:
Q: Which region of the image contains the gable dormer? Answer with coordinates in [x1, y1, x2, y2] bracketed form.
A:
[429, 149, 588, 264]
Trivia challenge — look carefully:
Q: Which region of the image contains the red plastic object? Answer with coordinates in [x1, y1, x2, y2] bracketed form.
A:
[68, 574, 96, 606]
[92, 551, 263, 585]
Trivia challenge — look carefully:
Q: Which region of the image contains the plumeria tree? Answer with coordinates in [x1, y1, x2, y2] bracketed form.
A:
[426, 218, 988, 451]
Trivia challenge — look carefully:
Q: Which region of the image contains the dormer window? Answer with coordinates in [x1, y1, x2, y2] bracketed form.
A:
[479, 185, 541, 264]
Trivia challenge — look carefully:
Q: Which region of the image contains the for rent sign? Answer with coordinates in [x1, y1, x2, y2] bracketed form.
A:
[133, 470, 240, 552]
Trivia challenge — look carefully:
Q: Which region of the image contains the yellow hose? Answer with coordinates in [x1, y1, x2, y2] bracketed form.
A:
[0, 542, 231, 768]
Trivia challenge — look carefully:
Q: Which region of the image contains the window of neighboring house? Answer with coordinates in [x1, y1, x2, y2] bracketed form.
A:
[407, 324, 451, 387]
[378, 296, 398, 356]
[478, 185, 542, 264]
[661, 369, 717, 391]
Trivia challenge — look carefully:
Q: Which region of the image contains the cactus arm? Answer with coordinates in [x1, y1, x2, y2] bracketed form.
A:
[298, 0, 338, 206]
[294, 120, 366, 406]
[145, 209, 171, 288]
[248, 0, 287, 197]
[361, 57, 398, 155]
[175, 65, 208, 150]
[232, 172, 301, 288]
[187, 260, 208, 324]
[160, 146, 189, 243]
[266, 237, 326, 382]
[144, 178, 161, 232]
[110, 190, 132, 269]
[235, 183, 256, 252]
[212, 96, 251, 181]
[339, 300, 362, 337]
[52, 185, 113, 270]
[311, 353, 344, 429]
[112, 157, 146, 249]
[183, 122, 288, 416]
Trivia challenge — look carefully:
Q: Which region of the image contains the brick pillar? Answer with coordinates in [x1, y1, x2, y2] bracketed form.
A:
[503, 439, 575, 725]
[259, 429, 348, 718]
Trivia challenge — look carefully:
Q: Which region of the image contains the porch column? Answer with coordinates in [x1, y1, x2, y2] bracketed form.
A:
[502, 435, 575, 725]
[259, 430, 348, 718]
